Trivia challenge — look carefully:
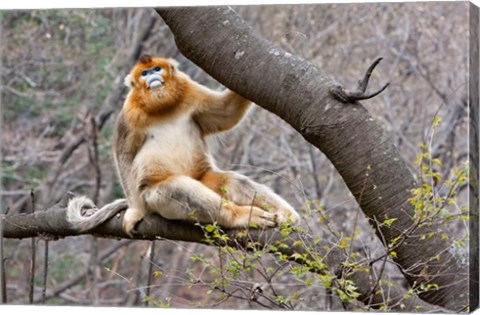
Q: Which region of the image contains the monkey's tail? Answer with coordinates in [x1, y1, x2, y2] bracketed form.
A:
[66, 196, 128, 232]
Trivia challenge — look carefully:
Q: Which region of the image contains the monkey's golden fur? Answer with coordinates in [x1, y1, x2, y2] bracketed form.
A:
[67, 56, 300, 236]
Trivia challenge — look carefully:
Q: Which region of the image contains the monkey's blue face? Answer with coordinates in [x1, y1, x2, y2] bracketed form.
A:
[140, 66, 165, 89]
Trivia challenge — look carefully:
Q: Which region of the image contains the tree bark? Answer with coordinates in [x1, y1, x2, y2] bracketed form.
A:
[155, 6, 468, 311]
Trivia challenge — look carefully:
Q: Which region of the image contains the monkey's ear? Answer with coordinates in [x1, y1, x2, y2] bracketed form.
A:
[168, 58, 179, 72]
[124, 74, 135, 88]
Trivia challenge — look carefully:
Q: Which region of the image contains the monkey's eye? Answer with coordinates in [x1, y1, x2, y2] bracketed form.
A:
[154, 66, 162, 72]
[141, 70, 149, 76]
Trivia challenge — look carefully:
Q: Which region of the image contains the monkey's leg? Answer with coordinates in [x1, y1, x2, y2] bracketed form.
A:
[141, 175, 278, 229]
[200, 171, 301, 226]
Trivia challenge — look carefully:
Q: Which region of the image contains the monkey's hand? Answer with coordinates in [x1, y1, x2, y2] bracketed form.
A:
[330, 57, 389, 103]
[122, 207, 147, 237]
[274, 207, 301, 226]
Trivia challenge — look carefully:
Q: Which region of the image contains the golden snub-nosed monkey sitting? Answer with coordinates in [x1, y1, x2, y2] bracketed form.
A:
[67, 55, 301, 236]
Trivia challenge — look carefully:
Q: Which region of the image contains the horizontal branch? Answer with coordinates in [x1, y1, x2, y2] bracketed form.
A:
[2, 193, 444, 312]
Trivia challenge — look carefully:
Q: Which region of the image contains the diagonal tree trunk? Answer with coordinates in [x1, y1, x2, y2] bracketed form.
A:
[155, 6, 469, 311]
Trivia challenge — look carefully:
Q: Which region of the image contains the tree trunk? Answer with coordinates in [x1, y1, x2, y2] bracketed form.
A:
[156, 6, 468, 311]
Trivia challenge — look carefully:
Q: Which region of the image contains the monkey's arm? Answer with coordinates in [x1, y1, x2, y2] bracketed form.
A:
[66, 113, 145, 232]
[112, 111, 146, 201]
[192, 88, 251, 135]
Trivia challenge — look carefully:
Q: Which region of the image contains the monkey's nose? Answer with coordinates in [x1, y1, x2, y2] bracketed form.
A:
[149, 79, 162, 89]
[146, 74, 164, 89]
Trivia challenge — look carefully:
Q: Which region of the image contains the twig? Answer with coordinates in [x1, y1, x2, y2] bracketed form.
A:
[131, 251, 146, 305]
[28, 190, 36, 304]
[87, 237, 99, 305]
[308, 146, 322, 200]
[144, 241, 156, 306]
[367, 216, 391, 309]
[41, 238, 49, 304]
[87, 114, 101, 205]
[86, 113, 101, 305]
[0, 222, 5, 303]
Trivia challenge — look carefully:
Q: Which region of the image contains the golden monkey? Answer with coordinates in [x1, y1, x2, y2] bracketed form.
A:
[67, 55, 300, 236]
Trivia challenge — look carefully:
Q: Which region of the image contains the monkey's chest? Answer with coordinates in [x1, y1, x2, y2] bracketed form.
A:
[134, 117, 208, 176]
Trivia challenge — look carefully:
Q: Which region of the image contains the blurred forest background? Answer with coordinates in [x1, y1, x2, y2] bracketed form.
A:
[0, 2, 470, 310]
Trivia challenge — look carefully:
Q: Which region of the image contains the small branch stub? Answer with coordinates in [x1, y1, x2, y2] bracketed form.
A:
[330, 57, 390, 103]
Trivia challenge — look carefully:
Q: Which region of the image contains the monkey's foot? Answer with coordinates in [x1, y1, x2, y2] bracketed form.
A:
[275, 207, 301, 226]
[330, 57, 390, 103]
[122, 207, 146, 237]
[228, 205, 278, 228]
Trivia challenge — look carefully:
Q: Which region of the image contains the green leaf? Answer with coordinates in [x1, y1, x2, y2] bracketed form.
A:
[383, 218, 398, 227]
[432, 158, 442, 166]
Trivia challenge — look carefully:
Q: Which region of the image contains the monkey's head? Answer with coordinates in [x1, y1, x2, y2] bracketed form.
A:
[124, 55, 179, 93]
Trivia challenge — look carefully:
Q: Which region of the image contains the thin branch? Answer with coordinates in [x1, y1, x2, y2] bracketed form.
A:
[28, 190, 36, 304]
[0, 229, 5, 303]
[144, 241, 156, 306]
[41, 238, 49, 304]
